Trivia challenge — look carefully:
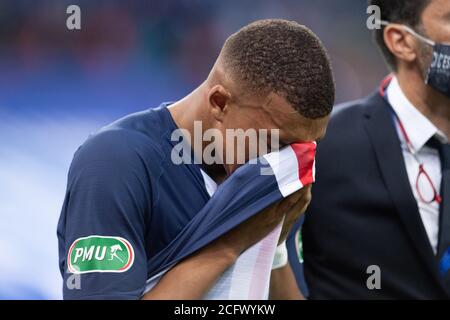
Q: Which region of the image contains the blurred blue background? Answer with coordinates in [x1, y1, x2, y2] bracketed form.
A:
[0, 0, 387, 299]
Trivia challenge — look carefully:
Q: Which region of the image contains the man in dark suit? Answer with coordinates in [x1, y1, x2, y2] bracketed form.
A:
[292, 0, 450, 299]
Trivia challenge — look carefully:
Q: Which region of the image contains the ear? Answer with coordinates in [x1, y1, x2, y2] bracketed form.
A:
[208, 85, 231, 123]
[383, 24, 419, 65]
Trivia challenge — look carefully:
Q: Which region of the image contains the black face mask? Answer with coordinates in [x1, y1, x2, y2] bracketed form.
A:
[379, 21, 450, 98]
[427, 44, 450, 97]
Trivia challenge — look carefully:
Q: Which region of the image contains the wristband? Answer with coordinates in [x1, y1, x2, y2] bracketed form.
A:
[272, 240, 288, 270]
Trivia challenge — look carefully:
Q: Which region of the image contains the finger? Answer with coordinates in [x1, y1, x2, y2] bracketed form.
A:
[278, 188, 312, 243]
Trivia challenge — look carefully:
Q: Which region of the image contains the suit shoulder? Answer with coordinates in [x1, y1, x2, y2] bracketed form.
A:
[324, 93, 382, 135]
[319, 95, 375, 152]
[329, 98, 367, 126]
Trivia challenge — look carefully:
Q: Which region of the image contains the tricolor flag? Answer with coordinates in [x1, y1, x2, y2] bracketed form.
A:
[145, 142, 317, 299]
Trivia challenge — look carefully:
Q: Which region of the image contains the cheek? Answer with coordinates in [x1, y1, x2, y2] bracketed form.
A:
[224, 107, 269, 132]
[223, 112, 251, 131]
[423, 4, 450, 43]
[220, 112, 272, 162]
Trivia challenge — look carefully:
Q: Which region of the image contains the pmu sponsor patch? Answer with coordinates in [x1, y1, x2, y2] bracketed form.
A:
[68, 235, 134, 274]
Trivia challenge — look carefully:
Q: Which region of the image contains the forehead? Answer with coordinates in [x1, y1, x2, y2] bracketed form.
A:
[261, 93, 329, 143]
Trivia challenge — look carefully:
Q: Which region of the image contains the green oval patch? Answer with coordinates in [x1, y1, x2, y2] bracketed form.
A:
[68, 235, 134, 274]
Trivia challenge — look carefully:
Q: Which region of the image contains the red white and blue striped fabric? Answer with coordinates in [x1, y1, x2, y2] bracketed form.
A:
[144, 142, 316, 299]
[263, 142, 316, 197]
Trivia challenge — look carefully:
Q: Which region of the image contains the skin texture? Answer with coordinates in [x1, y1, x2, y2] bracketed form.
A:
[142, 54, 329, 300]
[269, 264, 305, 300]
[383, 0, 450, 138]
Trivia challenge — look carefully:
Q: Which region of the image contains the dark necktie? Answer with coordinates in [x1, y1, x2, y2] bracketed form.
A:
[428, 137, 450, 289]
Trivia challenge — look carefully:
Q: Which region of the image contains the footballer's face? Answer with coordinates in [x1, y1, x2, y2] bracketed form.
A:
[209, 88, 329, 175]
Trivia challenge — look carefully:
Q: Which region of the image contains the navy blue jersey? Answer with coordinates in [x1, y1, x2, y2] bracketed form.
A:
[57, 103, 317, 300]
[57, 104, 211, 299]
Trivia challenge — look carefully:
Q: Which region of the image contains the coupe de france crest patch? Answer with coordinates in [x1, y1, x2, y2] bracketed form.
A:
[295, 229, 304, 264]
[68, 235, 134, 274]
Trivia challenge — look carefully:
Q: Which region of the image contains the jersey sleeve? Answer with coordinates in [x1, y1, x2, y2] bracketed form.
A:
[57, 130, 154, 300]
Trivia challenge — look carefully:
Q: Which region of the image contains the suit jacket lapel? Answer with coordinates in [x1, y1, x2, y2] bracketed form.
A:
[363, 92, 448, 294]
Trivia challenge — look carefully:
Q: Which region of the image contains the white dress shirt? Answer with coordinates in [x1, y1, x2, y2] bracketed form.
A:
[386, 77, 448, 254]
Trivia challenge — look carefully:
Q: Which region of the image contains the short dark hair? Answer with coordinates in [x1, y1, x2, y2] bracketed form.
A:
[369, 0, 430, 70]
[222, 19, 335, 119]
